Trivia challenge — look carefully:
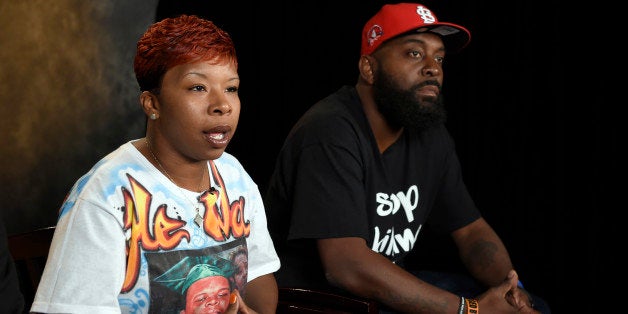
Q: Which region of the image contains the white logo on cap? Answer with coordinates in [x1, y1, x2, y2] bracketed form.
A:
[416, 6, 436, 24]
[367, 24, 384, 47]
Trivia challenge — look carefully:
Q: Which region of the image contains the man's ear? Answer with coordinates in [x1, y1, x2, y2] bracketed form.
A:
[140, 91, 159, 120]
[358, 55, 376, 85]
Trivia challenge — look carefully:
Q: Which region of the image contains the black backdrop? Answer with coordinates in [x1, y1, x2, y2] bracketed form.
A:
[153, 0, 619, 313]
[1, 0, 614, 312]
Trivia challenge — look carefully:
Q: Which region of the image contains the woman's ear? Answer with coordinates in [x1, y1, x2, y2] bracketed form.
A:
[358, 55, 376, 85]
[140, 91, 159, 120]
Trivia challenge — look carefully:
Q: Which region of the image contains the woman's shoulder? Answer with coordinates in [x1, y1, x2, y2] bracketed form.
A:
[213, 152, 253, 182]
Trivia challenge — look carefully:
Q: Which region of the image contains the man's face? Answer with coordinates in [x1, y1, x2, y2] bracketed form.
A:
[371, 32, 448, 131]
[372, 68, 447, 131]
[183, 276, 231, 314]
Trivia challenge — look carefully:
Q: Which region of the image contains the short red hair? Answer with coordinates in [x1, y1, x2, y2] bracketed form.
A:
[134, 14, 237, 92]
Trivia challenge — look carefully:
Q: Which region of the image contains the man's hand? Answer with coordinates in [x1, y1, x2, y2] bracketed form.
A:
[506, 285, 537, 313]
[478, 270, 539, 313]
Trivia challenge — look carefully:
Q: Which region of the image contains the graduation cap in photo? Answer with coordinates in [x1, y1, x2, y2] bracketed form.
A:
[154, 255, 236, 295]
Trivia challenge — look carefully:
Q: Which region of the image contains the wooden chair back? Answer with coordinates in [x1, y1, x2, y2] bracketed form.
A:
[8, 226, 55, 311]
[277, 287, 379, 314]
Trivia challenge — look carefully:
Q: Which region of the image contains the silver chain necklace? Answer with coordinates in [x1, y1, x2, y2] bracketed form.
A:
[145, 138, 207, 227]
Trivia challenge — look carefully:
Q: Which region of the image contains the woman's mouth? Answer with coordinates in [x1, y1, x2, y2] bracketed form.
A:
[204, 125, 232, 148]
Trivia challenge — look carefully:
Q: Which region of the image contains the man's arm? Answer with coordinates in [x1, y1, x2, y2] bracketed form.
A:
[241, 273, 278, 314]
[451, 217, 513, 286]
[317, 236, 535, 313]
[317, 236, 463, 313]
[452, 217, 538, 312]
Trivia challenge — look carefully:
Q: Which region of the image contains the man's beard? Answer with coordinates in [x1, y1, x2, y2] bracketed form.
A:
[372, 70, 447, 132]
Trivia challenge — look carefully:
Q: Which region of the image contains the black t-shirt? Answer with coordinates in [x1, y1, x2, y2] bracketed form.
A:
[265, 85, 480, 289]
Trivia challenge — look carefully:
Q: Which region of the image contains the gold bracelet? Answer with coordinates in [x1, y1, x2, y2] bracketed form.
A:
[465, 298, 479, 314]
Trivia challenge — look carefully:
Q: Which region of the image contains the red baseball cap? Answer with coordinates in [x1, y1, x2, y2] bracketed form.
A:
[361, 3, 471, 55]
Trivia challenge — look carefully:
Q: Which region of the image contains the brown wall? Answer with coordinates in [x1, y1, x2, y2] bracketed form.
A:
[0, 0, 158, 235]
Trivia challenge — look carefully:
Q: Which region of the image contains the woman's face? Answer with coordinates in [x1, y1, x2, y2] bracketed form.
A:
[156, 60, 240, 162]
[183, 275, 231, 314]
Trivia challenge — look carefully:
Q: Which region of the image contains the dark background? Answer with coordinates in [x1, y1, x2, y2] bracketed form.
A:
[2, 1, 618, 313]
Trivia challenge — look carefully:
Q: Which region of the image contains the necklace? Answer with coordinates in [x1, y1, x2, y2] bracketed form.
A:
[145, 138, 207, 227]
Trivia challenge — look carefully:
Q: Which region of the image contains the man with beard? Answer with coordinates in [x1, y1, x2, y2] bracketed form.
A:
[265, 3, 549, 314]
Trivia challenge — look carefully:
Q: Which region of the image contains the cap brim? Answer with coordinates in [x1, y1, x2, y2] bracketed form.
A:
[411, 22, 471, 53]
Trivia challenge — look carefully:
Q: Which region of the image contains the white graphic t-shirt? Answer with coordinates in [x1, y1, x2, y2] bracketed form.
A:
[31, 140, 280, 313]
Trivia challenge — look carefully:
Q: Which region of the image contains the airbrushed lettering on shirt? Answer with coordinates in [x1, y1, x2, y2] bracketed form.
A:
[372, 185, 422, 257]
[119, 160, 251, 292]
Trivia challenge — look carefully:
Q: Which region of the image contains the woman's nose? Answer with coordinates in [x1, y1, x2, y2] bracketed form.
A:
[208, 95, 232, 115]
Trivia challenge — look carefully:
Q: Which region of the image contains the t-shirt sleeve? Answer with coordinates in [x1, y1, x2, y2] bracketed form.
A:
[31, 198, 127, 313]
[245, 182, 281, 282]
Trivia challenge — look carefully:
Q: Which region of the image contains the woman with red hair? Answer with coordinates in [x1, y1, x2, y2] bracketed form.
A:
[31, 15, 280, 314]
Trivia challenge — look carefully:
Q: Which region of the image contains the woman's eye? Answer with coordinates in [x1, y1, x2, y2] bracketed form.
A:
[191, 85, 206, 92]
[226, 86, 239, 93]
